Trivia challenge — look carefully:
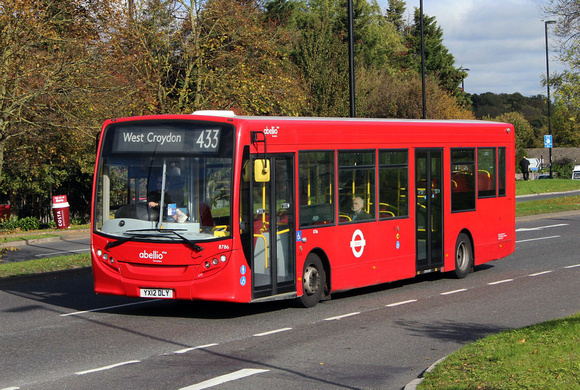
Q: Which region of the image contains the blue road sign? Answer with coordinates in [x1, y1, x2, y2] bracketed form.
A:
[544, 135, 553, 148]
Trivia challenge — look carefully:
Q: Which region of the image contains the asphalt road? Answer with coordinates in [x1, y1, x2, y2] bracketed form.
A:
[1, 212, 579, 390]
[0, 233, 90, 262]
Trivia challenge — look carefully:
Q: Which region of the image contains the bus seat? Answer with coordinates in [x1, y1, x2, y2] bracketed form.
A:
[477, 171, 493, 191]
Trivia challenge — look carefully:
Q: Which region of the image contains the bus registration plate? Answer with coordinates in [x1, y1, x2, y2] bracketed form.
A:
[140, 288, 174, 299]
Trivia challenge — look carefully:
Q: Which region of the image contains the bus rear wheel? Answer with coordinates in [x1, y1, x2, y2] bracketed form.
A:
[454, 233, 473, 279]
[298, 253, 325, 308]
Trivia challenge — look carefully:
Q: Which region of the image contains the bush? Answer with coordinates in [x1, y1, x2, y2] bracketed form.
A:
[0, 216, 20, 230]
[552, 157, 574, 179]
[0, 216, 41, 231]
[15, 216, 40, 231]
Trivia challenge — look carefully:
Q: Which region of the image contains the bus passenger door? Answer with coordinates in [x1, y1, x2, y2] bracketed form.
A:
[416, 149, 443, 273]
[251, 154, 295, 299]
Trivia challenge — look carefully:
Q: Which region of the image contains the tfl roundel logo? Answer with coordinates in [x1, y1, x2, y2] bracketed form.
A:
[350, 229, 366, 258]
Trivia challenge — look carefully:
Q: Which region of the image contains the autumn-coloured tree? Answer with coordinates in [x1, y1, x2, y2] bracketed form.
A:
[0, 0, 119, 215]
[187, 0, 306, 115]
[357, 68, 474, 119]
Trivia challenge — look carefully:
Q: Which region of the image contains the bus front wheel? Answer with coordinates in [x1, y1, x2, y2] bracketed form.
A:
[454, 233, 473, 279]
[298, 253, 325, 308]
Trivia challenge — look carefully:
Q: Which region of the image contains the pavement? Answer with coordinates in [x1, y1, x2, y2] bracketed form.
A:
[0, 228, 90, 249]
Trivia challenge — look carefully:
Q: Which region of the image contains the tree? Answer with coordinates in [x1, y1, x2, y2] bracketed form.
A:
[405, 9, 464, 96]
[489, 112, 536, 152]
[189, 0, 306, 115]
[386, 0, 406, 33]
[0, 0, 118, 214]
[268, 0, 406, 117]
[357, 68, 474, 119]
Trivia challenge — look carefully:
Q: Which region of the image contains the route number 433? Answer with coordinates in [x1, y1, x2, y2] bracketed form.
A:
[196, 130, 220, 150]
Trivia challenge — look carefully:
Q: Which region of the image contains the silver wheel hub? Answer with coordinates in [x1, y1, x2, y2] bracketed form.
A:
[303, 265, 320, 295]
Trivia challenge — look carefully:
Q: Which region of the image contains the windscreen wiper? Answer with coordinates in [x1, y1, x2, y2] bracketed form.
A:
[104, 230, 164, 250]
[166, 229, 204, 252]
[105, 228, 203, 252]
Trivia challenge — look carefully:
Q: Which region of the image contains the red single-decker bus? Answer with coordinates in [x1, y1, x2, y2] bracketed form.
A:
[91, 112, 515, 307]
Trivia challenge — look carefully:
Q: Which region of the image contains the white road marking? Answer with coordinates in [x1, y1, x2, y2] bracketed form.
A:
[179, 368, 269, 390]
[528, 271, 553, 277]
[440, 289, 467, 295]
[516, 235, 560, 243]
[253, 328, 292, 337]
[174, 344, 219, 354]
[75, 360, 140, 375]
[565, 264, 580, 269]
[386, 299, 418, 307]
[488, 279, 514, 286]
[516, 223, 568, 232]
[60, 300, 162, 317]
[1, 387, 20, 390]
[324, 312, 360, 321]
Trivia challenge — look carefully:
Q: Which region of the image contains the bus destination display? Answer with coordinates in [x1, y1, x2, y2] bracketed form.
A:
[112, 126, 221, 153]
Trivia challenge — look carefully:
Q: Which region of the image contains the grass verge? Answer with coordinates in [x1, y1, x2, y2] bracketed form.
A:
[0, 253, 91, 279]
[1, 233, 60, 244]
[516, 178, 580, 196]
[418, 312, 580, 389]
[516, 195, 580, 217]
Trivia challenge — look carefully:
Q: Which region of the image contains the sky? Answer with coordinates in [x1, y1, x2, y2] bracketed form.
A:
[385, 0, 566, 96]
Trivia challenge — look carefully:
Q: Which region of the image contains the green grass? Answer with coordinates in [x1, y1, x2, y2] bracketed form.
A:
[516, 195, 580, 217]
[0, 253, 91, 279]
[0, 233, 60, 244]
[419, 313, 580, 389]
[516, 178, 580, 196]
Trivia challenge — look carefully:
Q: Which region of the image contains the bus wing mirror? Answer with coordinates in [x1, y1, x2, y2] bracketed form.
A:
[254, 159, 270, 182]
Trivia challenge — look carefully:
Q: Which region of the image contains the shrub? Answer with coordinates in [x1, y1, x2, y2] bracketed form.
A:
[0, 216, 42, 231]
[16, 217, 41, 231]
[553, 157, 574, 179]
[0, 216, 20, 230]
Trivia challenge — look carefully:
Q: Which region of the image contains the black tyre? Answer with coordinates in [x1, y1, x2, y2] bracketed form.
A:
[298, 253, 325, 308]
[454, 233, 473, 279]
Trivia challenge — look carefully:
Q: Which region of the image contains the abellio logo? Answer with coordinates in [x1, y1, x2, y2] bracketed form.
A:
[139, 250, 165, 261]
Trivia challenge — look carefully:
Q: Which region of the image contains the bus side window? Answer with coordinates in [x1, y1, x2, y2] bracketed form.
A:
[298, 151, 335, 227]
[451, 148, 476, 212]
[338, 151, 375, 223]
[477, 148, 497, 198]
[379, 150, 408, 219]
[498, 147, 506, 197]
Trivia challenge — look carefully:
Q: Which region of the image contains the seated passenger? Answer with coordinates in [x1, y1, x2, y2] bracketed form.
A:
[352, 196, 371, 221]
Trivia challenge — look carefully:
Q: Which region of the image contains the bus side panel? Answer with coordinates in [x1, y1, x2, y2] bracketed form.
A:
[297, 218, 416, 294]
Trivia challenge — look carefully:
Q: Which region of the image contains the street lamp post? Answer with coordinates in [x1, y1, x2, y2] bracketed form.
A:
[420, 0, 426, 119]
[545, 20, 556, 178]
[348, 0, 355, 118]
[459, 68, 470, 91]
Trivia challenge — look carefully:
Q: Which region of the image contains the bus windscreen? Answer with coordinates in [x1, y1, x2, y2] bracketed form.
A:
[94, 121, 234, 241]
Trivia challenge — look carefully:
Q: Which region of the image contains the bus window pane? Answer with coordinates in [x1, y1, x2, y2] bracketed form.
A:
[338, 151, 375, 223]
[451, 149, 475, 211]
[379, 150, 408, 218]
[498, 147, 506, 197]
[299, 151, 335, 227]
[478, 148, 496, 198]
